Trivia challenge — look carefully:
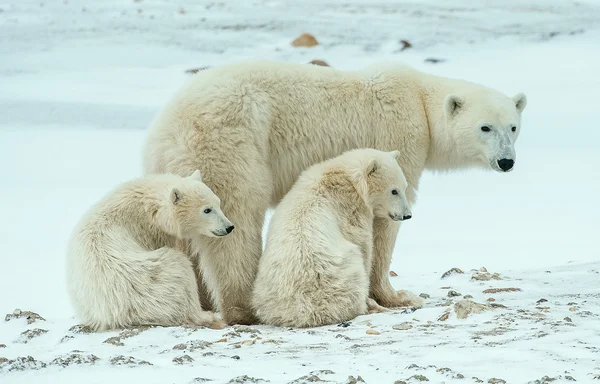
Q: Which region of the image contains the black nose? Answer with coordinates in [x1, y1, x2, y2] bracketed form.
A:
[226, 225, 235, 234]
[497, 159, 514, 172]
[403, 215, 412, 221]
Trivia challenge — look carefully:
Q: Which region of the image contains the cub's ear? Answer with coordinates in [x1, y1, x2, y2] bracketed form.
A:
[170, 188, 182, 204]
[513, 93, 527, 113]
[189, 170, 203, 182]
[389, 150, 401, 161]
[444, 95, 465, 117]
[366, 159, 379, 177]
[444, 94, 464, 118]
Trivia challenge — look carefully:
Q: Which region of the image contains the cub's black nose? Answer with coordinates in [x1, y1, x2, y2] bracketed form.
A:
[403, 215, 412, 221]
[226, 225, 235, 234]
[497, 159, 514, 172]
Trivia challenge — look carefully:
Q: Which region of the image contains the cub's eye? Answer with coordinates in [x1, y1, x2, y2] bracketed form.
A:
[203, 208, 212, 214]
[511, 126, 517, 132]
[391, 189, 399, 195]
[481, 126, 491, 132]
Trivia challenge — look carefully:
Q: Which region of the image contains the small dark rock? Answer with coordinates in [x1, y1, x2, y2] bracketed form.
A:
[16, 328, 48, 344]
[103, 336, 124, 346]
[346, 376, 365, 383]
[5, 309, 45, 324]
[231, 355, 240, 360]
[185, 67, 210, 74]
[419, 293, 430, 299]
[394, 381, 407, 384]
[424, 58, 446, 64]
[338, 321, 352, 328]
[536, 298, 548, 304]
[173, 340, 212, 352]
[448, 290, 462, 298]
[173, 354, 194, 365]
[50, 352, 99, 367]
[227, 375, 266, 383]
[0, 344, 5, 348]
[488, 379, 506, 384]
[409, 375, 429, 382]
[441, 268, 464, 279]
[109, 355, 152, 366]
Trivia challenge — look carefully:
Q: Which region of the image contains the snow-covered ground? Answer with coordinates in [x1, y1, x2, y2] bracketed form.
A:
[1, 0, 599, 383]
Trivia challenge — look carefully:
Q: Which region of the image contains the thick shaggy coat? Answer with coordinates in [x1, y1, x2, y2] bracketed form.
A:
[66, 171, 231, 331]
[143, 60, 527, 324]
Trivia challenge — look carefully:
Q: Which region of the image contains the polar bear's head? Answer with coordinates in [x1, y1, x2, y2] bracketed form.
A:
[353, 149, 412, 221]
[442, 89, 527, 173]
[164, 170, 234, 238]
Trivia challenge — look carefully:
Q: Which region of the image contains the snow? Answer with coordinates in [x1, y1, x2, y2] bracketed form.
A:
[1, 0, 599, 383]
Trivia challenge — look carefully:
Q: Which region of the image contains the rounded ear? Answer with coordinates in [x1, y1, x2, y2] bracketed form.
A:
[444, 94, 464, 118]
[389, 150, 401, 161]
[513, 93, 527, 113]
[189, 170, 203, 182]
[170, 188, 182, 204]
[366, 159, 379, 177]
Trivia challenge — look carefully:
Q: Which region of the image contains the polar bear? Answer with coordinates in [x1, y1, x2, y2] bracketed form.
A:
[143, 60, 527, 325]
[66, 170, 232, 331]
[252, 149, 421, 327]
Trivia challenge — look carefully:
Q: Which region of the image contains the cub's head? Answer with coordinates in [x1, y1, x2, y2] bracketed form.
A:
[353, 149, 412, 222]
[443, 88, 527, 173]
[163, 170, 234, 239]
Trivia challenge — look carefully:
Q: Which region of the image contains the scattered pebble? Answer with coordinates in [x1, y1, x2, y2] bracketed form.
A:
[308, 59, 329, 67]
[488, 379, 506, 384]
[366, 329, 380, 335]
[454, 300, 488, 319]
[173, 340, 212, 352]
[15, 328, 48, 344]
[419, 293, 430, 299]
[483, 288, 522, 294]
[438, 312, 450, 321]
[50, 352, 99, 367]
[0, 344, 6, 348]
[536, 298, 548, 304]
[3, 356, 47, 372]
[109, 355, 152, 366]
[463, 295, 473, 299]
[173, 354, 194, 365]
[472, 272, 501, 281]
[291, 33, 318, 47]
[228, 375, 266, 383]
[399, 39, 412, 51]
[409, 374, 429, 381]
[441, 268, 464, 279]
[487, 298, 496, 302]
[338, 321, 352, 328]
[103, 336, 124, 346]
[5, 309, 45, 324]
[424, 57, 446, 64]
[564, 317, 573, 322]
[185, 67, 210, 74]
[233, 325, 261, 334]
[448, 290, 462, 298]
[392, 322, 413, 331]
[346, 376, 366, 384]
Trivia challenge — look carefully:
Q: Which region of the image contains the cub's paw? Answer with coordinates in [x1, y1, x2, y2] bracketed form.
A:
[197, 311, 227, 330]
[395, 290, 424, 308]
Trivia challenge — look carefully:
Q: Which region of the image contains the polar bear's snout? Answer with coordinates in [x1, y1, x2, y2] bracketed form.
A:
[497, 158, 514, 172]
[389, 212, 412, 221]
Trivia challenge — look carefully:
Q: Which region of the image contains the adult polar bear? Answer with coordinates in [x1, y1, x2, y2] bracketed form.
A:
[143, 60, 527, 325]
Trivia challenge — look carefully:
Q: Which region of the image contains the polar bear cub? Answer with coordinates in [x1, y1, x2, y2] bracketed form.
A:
[252, 148, 421, 328]
[66, 170, 233, 331]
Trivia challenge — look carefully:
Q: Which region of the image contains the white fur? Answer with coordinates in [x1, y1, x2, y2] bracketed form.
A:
[252, 149, 420, 328]
[142, 60, 527, 323]
[66, 171, 232, 331]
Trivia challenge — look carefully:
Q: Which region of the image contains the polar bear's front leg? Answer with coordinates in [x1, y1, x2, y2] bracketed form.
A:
[369, 216, 423, 308]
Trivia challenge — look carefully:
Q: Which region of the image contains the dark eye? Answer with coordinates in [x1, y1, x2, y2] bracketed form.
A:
[203, 208, 212, 214]
[391, 189, 398, 195]
[511, 126, 517, 132]
[481, 126, 491, 132]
